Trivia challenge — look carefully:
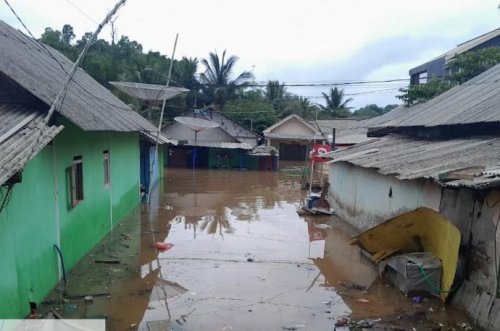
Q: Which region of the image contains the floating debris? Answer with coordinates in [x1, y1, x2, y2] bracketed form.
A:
[152, 242, 174, 251]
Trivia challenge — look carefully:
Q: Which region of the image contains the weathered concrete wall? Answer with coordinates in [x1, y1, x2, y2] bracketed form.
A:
[441, 189, 500, 330]
[327, 162, 441, 231]
[327, 161, 500, 329]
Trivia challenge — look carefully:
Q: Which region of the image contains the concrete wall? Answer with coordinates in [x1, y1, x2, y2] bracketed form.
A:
[327, 162, 441, 230]
[441, 189, 500, 330]
[328, 161, 500, 329]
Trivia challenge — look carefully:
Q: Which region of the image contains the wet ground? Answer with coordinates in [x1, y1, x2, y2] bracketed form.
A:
[40, 169, 473, 330]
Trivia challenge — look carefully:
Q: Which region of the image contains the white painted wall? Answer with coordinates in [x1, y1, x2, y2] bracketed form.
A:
[270, 117, 315, 135]
[327, 162, 442, 231]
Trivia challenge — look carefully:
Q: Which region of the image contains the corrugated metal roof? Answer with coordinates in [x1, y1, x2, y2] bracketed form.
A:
[326, 134, 500, 189]
[178, 140, 253, 150]
[313, 118, 370, 131]
[163, 110, 259, 148]
[201, 110, 259, 147]
[141, 131, 177, 145]
[0, 21, 158, 133]
[312, 118, 375, 145]
[335, 134, 375, 145]
[264, 132, 325, 140]
[0, 104, 63, 185]
[369, 63, 500, 128]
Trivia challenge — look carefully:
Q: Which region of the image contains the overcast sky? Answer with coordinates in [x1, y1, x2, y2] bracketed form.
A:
[1, 0, 499, 108]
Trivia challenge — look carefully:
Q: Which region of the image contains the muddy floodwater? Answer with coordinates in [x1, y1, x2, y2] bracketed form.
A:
[40, 169, 472, 330]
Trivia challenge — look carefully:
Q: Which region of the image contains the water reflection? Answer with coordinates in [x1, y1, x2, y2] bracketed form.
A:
[164, 170, 287, 240]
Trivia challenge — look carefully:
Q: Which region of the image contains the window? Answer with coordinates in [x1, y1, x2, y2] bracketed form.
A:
[67, 156, 84, 209]
[103, 150, 110, 188]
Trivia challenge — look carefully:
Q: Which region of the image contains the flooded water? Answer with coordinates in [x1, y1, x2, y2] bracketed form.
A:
[40, 169, 472, 330]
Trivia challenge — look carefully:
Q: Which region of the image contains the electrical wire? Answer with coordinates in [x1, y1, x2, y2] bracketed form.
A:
[63, 0, 98, 24]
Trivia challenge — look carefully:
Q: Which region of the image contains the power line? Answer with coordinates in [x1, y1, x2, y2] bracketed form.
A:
[245, 78, 410, 87]
[63, 0, 99, 24]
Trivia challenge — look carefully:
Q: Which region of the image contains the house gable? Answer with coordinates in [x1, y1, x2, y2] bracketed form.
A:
[269, 116, 315, 136]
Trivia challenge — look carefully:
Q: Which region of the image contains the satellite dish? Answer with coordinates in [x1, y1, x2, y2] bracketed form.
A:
[174, 117, 219, 132]
[174, 116, 219, 146]
[109, 81, 189, 101]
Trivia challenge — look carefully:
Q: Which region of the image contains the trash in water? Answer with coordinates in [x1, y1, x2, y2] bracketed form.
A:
[84, 295, 94, 303]
[412, 296, 423, 303]
[153, 242, 174, 251]
[247, 257, 254, 262]
[339, 280, 366, 291]
[313, 223, 331, 230]
[357, 319, 374, 328]
[356, 298, 370, 303]
[121, 233, 132, 240]
[335, 318, 349, 326]
[64, 303, 77, 312]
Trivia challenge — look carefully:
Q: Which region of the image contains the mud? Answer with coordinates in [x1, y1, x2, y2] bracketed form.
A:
[40, 169, 473, 330]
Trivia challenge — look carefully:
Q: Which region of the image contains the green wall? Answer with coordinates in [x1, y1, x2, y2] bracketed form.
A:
[0, 148, 57, 318]
[0, 118, 141, 318]
[55, 119, 140, 270]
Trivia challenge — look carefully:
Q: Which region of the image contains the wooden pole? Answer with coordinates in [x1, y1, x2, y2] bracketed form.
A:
[147, 34, 179, 203]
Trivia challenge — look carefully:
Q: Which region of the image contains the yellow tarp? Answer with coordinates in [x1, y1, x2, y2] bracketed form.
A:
[351, 207, 461, 301]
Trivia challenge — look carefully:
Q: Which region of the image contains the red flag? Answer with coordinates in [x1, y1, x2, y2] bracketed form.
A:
[310, 144, 331, 162]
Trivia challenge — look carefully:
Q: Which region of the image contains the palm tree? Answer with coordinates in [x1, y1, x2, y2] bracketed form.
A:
[264, 80, 287, 102]
[173, 57, 200, 107]
[199, 50, 254, 109]
[298, 96, 314, 119]
[319, 87, 353, 117]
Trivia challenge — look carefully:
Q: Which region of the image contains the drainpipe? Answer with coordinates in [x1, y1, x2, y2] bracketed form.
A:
[108, 133, 113, 230]
[51, 142, 61, 280]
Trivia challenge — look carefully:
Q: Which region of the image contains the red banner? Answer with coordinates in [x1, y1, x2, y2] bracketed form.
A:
[309, 144, 331, 162]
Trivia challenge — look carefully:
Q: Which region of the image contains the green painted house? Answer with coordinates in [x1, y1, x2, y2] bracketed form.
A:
[0, 21, 166, 318]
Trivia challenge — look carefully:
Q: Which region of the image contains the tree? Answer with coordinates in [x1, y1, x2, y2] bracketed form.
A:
[264, 80, 286, 102]
[397, 77, 454, 106]
[199, 50, 254, 109]
[40, 26, 76, 60]
[173, 57, 200, 107]
[61, 24, 75, 45]
[223, 98, 278, 133]
[353, 104, 398, 117]
[319, 87, 353, 117]
[449, 47, 500, 84]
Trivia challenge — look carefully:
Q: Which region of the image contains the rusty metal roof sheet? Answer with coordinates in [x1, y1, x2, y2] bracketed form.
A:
[326, 134, 500, 189]
[264, 132, 325, 140]
[141, 131, 177, 145]
[369, 63, 500, 129]
[178, 140, 253, 150]
[0, 104, 63, 185]
[0, 21, 158, 133]
[201, 110, 260, 147]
